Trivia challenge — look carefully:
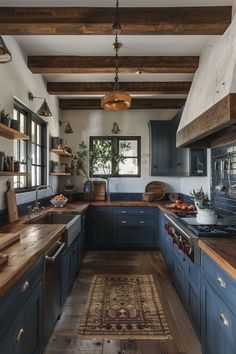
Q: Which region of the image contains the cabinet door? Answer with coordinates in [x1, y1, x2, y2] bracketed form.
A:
[172, 254, 187, 305]
[70, 240, 78, 284]
[61, 240, 78, 305]
[149, 120, 173, 176]
[88, 207, 112, 248]
[202, 279, 236, 354]
[113, 217, 155, 248]
[0, 281, 43, 354]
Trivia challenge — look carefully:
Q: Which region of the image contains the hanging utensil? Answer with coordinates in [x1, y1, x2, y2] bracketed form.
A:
[215, 158, 225, 192]
[227, 156, 236, 197]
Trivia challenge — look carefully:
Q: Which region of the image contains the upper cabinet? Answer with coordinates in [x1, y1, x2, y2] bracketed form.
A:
[149, 110, 207, 177]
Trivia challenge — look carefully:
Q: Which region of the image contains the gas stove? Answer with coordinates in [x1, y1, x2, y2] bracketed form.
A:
[177, 213, 236, 237]
[164, 211, 236, 264]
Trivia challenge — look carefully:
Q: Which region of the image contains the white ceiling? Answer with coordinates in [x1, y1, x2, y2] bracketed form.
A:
[5, 0, 235, 100]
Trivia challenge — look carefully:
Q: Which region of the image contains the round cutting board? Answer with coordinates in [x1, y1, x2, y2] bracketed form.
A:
[145, 181, 167, 201]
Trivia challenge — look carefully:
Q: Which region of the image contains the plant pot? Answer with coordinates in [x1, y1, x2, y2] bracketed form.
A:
[83, 180, 94, 201]
[10, 119, 20, 131]
[1, 116, 11, 127]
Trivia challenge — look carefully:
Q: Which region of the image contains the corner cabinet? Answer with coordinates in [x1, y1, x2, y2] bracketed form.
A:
[149, 109, 207, 177]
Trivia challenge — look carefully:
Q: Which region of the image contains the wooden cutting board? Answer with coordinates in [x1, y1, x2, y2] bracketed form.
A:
[5, 180, 19, 222]
[145, 181, 167, 201]
[0, 232, 20, 251]
[0, 253, 9, 268]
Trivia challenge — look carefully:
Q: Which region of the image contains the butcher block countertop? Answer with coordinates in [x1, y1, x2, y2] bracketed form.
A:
[1, 200, 236, 297]
[198, 238, 236, 280]
[0, 202, 89, 298]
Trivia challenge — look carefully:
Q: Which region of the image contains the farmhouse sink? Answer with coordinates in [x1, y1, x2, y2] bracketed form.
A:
[26, 212, 81, 247]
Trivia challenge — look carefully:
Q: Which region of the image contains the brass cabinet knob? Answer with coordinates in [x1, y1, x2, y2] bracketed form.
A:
[121, 220, 128, 224]
[16, 328, 24, 342]
[21, 281, 30, 292]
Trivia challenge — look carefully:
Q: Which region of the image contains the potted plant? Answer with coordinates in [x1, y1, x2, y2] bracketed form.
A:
[70, 141, 94, 200]
[0, 109, 11, 127]
[190, 187, 208, 208]
[90, 139, 130, 202]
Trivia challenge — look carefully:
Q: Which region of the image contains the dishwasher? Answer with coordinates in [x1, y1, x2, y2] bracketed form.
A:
[44, 237, 65, 344]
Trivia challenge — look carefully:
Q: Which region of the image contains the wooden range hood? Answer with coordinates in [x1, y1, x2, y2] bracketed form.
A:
[176, 93, 236, 148]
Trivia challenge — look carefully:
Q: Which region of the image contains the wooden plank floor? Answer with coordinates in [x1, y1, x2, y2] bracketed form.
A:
[44, 251, 201, 354]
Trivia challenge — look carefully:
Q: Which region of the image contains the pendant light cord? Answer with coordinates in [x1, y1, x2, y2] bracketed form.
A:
[113, 0, 120, 91]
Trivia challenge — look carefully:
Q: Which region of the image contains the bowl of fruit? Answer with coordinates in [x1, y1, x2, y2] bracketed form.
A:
[166, 199, 195, 211]
[50, 194, 68, 208]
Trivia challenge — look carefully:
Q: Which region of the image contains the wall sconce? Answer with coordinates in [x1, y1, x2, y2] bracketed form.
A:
[59, 120, 74, 134]
[28, 91, 52, 117]
[0, 35, 12, 63]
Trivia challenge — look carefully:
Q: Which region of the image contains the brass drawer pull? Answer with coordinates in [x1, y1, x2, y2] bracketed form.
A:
[21, 281, 30, 293]
[140, 210, 144, 214]
[16, 328, 24, 343]
[121, 221, 128, 224]
[219, 313, 229, 327]
[139, 221, 145, 224]
[121, 211, 127, 214]
[217, 277, 226, 288]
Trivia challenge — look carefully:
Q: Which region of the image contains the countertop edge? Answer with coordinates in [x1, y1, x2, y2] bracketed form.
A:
[198, 239, 236, 280]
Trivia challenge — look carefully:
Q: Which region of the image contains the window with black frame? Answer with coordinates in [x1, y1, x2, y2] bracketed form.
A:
[13, 101, 47, 191]
[89, 136, 141, 178]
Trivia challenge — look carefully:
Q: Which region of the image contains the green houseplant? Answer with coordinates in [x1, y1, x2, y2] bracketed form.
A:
[71, 139, 131, 202]
[90, 139, 130, 202]
[70, 141, 94, 200]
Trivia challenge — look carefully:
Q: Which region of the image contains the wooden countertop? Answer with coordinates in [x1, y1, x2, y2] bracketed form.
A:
[198, 238, 236, 280]
[1, 199, 236, 297]
[0, 202, 89, 299]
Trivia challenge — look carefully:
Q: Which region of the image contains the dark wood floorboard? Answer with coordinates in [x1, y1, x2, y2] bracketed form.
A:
[44, 251, 201, 354]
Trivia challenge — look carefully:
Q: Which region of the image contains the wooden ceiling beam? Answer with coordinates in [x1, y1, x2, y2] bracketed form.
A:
[59, 98, 186, 110]
[47, 82, 191, 95]
[0, 7, 231, 35]
[28, 56, 199, 74]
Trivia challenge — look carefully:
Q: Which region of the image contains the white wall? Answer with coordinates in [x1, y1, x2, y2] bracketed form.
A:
[0, 36, 59, 211]
[60, 108, 210, 196]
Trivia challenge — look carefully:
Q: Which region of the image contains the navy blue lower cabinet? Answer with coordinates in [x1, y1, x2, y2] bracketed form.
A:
[201, 278, 236, 354]
[61, 238, 79, 306]
[0, 281, 43, 354]
[172, 251, 187, 305]
[87, 206, 112, 248]
[112, 215, 156, 248]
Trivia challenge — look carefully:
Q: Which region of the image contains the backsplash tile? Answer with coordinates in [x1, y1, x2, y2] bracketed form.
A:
[212, 142, 236, 219]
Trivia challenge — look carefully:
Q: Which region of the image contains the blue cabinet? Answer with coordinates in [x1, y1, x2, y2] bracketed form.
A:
[0, 259, 43, 354]
[201, 252, 236, 354]
[61, 238, 79, 306]
[88, 206, 159, 250]
[88, 206, 112, 248]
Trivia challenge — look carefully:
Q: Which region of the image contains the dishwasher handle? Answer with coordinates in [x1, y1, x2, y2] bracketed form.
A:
[45, 240, 65, 263]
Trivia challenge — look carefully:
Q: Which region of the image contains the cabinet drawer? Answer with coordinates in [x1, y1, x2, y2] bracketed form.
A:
[112, 207, 156, 216]
[202, 253, 236, 314]
[114, 215, 155, 227]
[0, 258, 44, 329]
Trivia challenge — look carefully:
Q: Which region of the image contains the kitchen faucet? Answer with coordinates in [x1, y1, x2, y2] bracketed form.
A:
[27, 184, 54, 217]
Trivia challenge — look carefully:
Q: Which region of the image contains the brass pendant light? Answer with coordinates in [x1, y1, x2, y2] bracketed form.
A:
[0, 35, 12, 64]
[101, 0, 131, 111]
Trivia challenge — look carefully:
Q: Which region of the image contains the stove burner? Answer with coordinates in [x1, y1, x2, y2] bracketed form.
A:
[188, 224, 236, 237]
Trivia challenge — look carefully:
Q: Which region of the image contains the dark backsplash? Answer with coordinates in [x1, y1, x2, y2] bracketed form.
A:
[212, 142, 236, 218]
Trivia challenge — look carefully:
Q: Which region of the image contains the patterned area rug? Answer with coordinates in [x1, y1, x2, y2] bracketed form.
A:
[78, 274, 173, 339]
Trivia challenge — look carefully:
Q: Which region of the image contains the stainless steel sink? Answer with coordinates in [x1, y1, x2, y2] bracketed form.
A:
[26, 212, 81, 247]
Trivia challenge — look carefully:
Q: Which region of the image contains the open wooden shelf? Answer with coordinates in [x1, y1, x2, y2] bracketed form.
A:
[0, 172, 29, 176]
[50, 173, 71, 176]
[50, 149, 73, 157]
[0, 123, 30, 141]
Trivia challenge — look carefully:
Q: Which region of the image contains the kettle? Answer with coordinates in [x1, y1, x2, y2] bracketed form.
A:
[195, 202, 218, 225]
